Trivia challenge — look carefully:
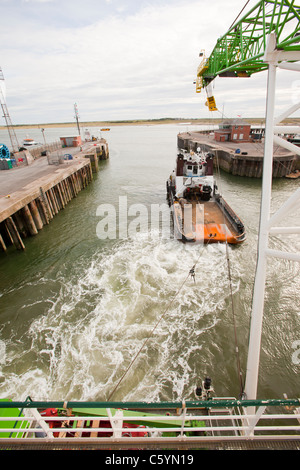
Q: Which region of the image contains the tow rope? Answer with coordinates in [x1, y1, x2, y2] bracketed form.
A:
[108, 239, 213, 401]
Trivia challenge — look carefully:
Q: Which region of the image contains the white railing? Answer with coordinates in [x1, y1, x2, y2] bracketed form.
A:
[0, 399, 299, 448]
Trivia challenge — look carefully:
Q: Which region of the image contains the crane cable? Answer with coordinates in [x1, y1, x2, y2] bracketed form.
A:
[108, 237, 214, 401]
[228, 0, 251, 30]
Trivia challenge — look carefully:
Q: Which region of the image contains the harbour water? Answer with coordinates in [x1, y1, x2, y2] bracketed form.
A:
[0, 124, 299, 403]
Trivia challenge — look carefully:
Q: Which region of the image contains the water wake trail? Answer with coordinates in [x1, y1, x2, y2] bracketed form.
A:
[0, 233, 243, 402]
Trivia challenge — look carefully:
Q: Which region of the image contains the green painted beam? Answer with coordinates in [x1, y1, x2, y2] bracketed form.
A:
[0, 399, 29, 437]
[197, 0, 300, 89]
[1, 398, 299, 410]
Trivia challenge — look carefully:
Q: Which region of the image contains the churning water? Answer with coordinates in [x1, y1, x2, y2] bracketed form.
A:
[0, 124, 299, 402]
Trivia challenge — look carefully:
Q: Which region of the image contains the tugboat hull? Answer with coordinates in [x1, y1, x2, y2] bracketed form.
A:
[167, 150, 246, 244]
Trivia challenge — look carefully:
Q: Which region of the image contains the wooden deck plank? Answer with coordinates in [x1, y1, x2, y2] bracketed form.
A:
[90, 420, 100, 438]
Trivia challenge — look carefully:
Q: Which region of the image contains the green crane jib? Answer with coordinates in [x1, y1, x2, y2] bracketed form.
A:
[196, 0, 300, 95]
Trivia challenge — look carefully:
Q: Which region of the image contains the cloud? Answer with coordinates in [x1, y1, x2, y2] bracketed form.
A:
[21, 0, 55, 3]
[0, 0, 299, 124]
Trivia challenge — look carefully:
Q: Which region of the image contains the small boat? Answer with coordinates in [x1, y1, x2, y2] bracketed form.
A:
[22, 136, 37, 146]
[166, 149, 246, 244]
[100, 128, 110, 131]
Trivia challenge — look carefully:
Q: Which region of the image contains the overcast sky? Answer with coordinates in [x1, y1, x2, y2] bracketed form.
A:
[0, 0, 299, 124]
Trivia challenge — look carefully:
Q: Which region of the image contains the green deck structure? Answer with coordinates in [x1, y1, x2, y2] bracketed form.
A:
[0, 399, 29, 438]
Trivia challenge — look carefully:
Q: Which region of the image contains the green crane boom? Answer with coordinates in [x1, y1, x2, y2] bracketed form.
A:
[196, 0, 300, 94]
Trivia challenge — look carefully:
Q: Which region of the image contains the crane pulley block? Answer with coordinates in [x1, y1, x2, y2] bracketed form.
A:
[205, 96, 218, 111]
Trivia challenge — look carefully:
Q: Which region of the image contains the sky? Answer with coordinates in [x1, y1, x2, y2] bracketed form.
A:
[0, 0, 299, 124]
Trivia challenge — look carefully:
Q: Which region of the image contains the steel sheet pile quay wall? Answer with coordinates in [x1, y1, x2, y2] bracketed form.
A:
[177, 131, 298, 178]
[0, 142, 108, 252]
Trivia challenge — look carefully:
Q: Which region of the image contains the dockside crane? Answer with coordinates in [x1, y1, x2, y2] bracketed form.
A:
[196, 0, 300, 406]
[196, 0, 300, 110]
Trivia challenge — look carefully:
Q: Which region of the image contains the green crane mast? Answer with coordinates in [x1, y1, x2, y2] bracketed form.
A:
[196, 0, 300, 108]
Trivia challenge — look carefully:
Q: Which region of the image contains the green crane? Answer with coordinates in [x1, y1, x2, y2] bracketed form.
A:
[196, 0, 300, 108]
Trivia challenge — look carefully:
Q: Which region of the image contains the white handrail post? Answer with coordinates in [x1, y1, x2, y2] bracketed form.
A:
[244, 32, 300, 408]
[29, 408, 54, 439]
[180, 400, 187, 437]
[244, 34, 277, 404]
[244, 406, 267, 437]
[107, 408, 123, 438]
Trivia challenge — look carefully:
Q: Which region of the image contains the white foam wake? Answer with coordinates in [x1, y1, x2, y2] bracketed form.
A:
[0, 234, 242, 402]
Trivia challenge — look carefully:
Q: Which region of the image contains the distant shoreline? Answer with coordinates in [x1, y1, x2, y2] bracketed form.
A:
[1, 117, 299, 130]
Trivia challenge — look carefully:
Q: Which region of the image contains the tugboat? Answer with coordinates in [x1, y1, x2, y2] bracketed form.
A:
[166, 148, 246, 244]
